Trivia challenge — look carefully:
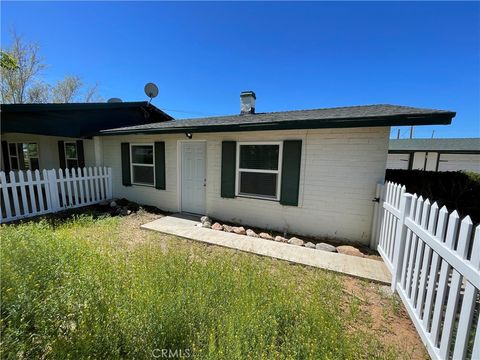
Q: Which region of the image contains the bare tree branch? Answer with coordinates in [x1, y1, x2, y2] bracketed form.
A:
[51, 75, 83, 103]
[84, 82, 103, 103]
[27, 82, 51, 103]
[0, 30, 46, 103]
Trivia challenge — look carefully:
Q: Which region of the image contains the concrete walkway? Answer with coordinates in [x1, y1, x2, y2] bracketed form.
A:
[141, 215, 391, 284]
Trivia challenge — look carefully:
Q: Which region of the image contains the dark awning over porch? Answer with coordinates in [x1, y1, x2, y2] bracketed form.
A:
[1, 102, 173, 138]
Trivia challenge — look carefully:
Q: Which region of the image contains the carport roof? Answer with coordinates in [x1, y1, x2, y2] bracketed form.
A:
[389, 138, 480, 154]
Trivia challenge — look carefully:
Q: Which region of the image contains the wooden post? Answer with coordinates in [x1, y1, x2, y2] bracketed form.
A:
[93, 136, 103, 167]
[107, 167, 113, 199]
[391, 192, 413, 292]
[47, 169, 60, 212]
[370, 183, 384, 249]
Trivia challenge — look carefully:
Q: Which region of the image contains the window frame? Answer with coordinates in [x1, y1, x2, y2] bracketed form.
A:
[64, 141, 79, 169]
[8, 143, 19, 170]
[129, 143, 156, 187]
[8, 142, 40, 171]
[235, 141, 283, 201]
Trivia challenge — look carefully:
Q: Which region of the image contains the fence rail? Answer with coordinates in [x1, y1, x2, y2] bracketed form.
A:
[0, 167, 112, 223]
[375, 181, 480, 360]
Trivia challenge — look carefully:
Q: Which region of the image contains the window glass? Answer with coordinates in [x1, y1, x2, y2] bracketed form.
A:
[132, 145, 153, 164]
[7, 142, 39, 171]
[132, 165, 154, 185]
[22, 145, 30, 170]
[65, 143, 77, 159]
[237, 143, 281, 199]
[240, 145, 279, 170]
[27, 143, 38, 157]
[239, 172, 277, 197]
[8, 143, 17, 155]
[10, 157, 18, 170]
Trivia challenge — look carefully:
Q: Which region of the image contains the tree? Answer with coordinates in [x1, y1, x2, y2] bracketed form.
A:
[51, 75, 82, 103]
[1, 30, 102, 104]
[84, 82, 103, 103]
[0, 51, 18, 70]
[27, 82, 50, 103]
[0, 31, 46, 103]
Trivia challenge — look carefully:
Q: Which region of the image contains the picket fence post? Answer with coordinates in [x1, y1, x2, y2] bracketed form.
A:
[107, 167, 113, 199]
[47, 169, 61, 212]
[391, 192, 412, 292]
[370, 183, 384, 249]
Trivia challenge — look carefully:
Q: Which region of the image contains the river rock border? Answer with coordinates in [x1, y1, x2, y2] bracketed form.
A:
[195, 216, 367, 256]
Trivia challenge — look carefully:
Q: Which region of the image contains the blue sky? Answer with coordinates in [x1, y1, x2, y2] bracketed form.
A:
[1, 1, 479, 138]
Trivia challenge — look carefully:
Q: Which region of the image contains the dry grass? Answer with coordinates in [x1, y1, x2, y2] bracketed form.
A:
[1, 209, 427, 359]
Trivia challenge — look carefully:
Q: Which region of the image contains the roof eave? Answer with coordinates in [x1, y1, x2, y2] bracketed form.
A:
[389, 149, 480, 154]
[100, 113, 455, 136]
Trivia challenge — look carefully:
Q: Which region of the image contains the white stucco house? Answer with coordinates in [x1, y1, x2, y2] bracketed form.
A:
[0, 93, 456, 245]
[387, 138, 480, 172]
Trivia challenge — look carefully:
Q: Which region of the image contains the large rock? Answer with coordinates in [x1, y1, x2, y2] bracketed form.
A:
[316, 243, 337, 252]
[200, 216, 211, 224]
[259, 232, 274, 240]
[246, 229, 259, 237]
[233, 226, 246, 235]
[274, 236, 288, 243]
[202, 221, 212, 229]
[223, 225, 234, 233]
[288, 237, 305, 246]
[211, 222, 224, 231]
[336, 245, 364, 258]
[304, 242, 316, 249]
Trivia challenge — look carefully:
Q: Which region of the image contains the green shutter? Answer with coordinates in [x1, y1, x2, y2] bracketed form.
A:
[76, 140, 85, 168]
[280, 140, 302, 206]
[154, 141, 166, 190]
[58, 141, 66, 169]
[121, 142, 131, 186]
[1, 141, 11, 173]
[221, 141, 236, 198]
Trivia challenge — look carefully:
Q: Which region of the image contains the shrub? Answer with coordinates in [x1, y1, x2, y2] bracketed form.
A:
[385, 169, 480, 224]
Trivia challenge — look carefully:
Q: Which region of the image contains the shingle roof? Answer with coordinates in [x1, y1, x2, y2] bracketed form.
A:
[100, 104, 455, 135]
[389, 138, 480, 153]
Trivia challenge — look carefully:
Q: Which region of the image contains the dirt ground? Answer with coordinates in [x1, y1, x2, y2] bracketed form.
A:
[341, 277, 428, 360]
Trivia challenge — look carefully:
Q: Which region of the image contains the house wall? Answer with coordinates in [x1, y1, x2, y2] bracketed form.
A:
[386, 153, 410, 169]
[412, 152, 427, 170]
[437, 153, 480, 172]
[102, 127, 390, 245]
[387, 151, 480, 173]
[0, 133, 95, 171]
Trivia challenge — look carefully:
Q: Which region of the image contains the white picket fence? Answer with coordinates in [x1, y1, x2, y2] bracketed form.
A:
[374, 181, 480, 360]
[0, 167, 112, 223]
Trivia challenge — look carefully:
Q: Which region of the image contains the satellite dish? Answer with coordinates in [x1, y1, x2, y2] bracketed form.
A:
[144, 82, 159, 100]
[107, 98, 123, 103]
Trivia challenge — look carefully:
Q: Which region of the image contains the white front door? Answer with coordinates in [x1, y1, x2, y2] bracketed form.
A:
[181, 142, 206, 214]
